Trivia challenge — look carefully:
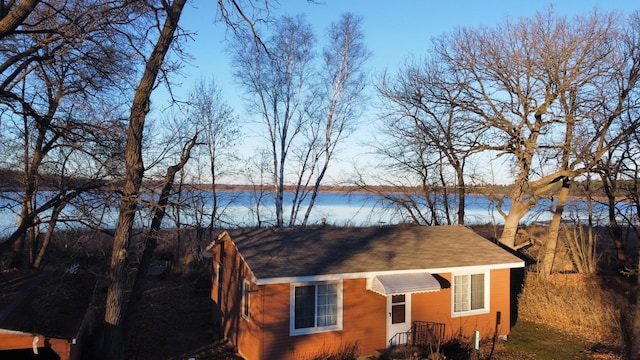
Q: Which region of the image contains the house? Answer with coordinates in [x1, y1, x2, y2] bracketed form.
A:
[203, 224, 525, 360]
[0, 270, 97, 360]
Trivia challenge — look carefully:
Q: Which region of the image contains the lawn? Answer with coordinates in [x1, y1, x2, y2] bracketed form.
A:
[486, 320, 623, 360]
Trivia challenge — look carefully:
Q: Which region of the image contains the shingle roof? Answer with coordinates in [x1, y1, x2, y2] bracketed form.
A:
[225, 224, 524, 281]
[0, 270, 96, 339]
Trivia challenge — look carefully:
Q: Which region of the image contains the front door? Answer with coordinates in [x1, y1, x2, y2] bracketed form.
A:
[387, 293, 411, 346]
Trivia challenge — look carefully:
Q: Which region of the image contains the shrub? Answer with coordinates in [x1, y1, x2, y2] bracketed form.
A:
[303, 341, 360, 360]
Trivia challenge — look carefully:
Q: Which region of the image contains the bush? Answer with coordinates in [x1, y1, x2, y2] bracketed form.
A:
[303, 341, 360, 360]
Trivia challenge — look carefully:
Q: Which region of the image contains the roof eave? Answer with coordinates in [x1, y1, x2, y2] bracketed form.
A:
[254, 261, 525, 285]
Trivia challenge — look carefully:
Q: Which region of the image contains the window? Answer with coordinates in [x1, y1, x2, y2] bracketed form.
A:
[391, 294, 405, 324]
[290, 281, 342, 335]
[453, 272, 488, 315]
[242, 279, 250, 319]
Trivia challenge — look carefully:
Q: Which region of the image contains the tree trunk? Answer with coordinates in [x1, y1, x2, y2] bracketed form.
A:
[632, 273, 640, 359]
[302, 157, 329, 227]
[631, 224, 640, 359]
[540, 178, 570, 279]
[498, 194, 532, 249]
[123, 164, 179, 340]
[276, 153, 285, 227]
[629, 178, 640, 360]
[0, 0, 40, 39]
[102, 1, 186, 359]
[601, 174, 626, 270]
[457, 170, 466, 225]
[33, 202, 65, 269]
[124, 134, 198, 340]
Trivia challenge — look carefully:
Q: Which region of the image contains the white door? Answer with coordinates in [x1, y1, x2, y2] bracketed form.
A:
[387, 293, 411, 346]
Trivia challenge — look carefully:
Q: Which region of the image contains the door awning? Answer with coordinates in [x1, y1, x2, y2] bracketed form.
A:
[369, 273, 441, 295]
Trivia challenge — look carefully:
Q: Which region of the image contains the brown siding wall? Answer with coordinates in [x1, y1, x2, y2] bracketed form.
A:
[412, 269, 511, 341]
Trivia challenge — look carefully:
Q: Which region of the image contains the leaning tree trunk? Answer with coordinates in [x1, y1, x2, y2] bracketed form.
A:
[498, 197, 531, 250]
[33, 202, 65, 269]
[102, 2, 186, 359]
[123, 136, 196, 341]
[539, 178, 571, 279]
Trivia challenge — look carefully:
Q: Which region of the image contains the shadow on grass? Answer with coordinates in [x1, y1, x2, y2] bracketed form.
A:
[500, 320, 623, 360]
[420, 320, 625, 360]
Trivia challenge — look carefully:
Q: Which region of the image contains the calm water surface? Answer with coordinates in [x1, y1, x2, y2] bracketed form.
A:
[0, 190, 624, 237]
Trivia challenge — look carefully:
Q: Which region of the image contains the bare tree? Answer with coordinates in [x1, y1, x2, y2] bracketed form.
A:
[537, 10, 640, 277]
[233, 13, 368, 227]
[0, 0, 140, 267]
[232, 14, 316, 227]
[596, 145, 629, 271]
[244, 149, 273, 227]
[427, 9, 640, 265]
[104, 1, 267, 357]
[298, 13, 370, 227]
[374, 57, 482, 225]
[103, 1, 188, 358]
[123, 128, 201, 344]
[628, 126, 640, 360]
[188, 77, 239, 229]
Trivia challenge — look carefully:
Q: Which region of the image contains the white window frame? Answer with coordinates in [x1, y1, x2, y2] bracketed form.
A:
[289, 280, 343, 336]
[452, 270, 490, 317]
[242, 279, 251, 320]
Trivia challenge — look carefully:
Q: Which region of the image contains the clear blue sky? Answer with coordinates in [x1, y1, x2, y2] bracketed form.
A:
[153, 1, 640, 184]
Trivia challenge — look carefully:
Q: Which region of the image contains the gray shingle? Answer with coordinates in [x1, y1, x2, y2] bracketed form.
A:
[226, 225, 524, 280]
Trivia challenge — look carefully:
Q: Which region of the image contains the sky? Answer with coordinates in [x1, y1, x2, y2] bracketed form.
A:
[151, 1, 640, 185]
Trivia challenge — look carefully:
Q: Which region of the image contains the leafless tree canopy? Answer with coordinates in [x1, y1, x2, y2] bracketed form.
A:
[232, 12, 369, 227]
[373, 9, 640, 259]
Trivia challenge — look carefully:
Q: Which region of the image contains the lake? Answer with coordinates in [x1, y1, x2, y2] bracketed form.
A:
[0, 190, 627, 237]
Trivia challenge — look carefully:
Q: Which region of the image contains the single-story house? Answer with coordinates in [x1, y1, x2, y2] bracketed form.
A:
[203, 224, 525, 360]
[0, 270, 97, 360]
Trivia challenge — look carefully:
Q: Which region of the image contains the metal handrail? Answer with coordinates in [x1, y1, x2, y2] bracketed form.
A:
[388, 321, 446, 348]
[388, 329, 412, 347]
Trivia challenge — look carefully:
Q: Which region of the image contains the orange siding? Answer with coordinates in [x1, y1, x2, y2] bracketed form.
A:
[0, 334, 71, 360]
[259, 283, 292, 359]
[259, 279, 386, 360]
[412, 269, 511, 341]
[211, 237, 515, 360]
[211, 236, 264, 360]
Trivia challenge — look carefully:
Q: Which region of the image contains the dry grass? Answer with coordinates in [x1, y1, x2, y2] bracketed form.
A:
[518, 272, 631, 349]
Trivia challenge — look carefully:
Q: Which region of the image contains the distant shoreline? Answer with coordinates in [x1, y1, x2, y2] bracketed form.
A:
[178, 183, 500, 195]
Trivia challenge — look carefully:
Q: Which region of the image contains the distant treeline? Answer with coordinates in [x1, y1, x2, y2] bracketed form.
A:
[0, 167, 622, 199]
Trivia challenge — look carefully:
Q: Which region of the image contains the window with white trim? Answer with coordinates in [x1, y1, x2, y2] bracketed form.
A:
[242, 279, 250, 320]
[290, 281, 342, 335]
[453, 272, 488, 315]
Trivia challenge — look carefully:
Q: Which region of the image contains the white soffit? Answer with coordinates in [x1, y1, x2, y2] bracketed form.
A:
[370, 273, 441, 295]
